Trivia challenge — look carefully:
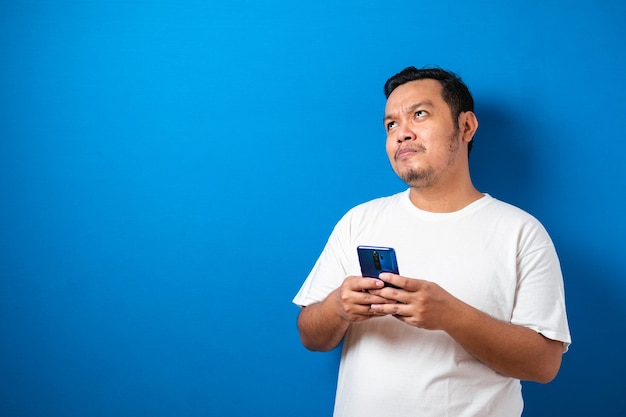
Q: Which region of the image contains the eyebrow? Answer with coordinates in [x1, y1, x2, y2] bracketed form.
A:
[383, 100, 435, 122]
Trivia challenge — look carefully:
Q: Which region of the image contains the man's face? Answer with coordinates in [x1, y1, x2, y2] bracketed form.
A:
[384, 79, 466, 189]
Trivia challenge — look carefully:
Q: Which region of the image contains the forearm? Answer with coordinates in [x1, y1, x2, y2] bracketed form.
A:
[447, 303, 563, 383]
[297, 289, 350, 352]
[371, 274, 564, 383]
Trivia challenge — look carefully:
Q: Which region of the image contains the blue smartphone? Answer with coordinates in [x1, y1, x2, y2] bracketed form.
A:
[357, 245, 400, 287]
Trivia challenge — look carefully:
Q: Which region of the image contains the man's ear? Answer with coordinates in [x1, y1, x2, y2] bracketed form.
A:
[459, 111, 478, 143]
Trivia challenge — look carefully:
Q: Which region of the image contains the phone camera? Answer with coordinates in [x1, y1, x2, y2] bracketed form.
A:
[373, 251, 382, 270]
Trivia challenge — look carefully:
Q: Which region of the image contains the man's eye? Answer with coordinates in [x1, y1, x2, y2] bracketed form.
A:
[415, 110, 427, 118]
[387, 121, 397, 130]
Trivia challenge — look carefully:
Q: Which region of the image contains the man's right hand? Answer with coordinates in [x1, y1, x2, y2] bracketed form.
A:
[297, 275, 394, 352]
[333, 275, 394, 323]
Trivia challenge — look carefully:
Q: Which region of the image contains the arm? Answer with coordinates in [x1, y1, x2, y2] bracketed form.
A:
[297, 276, 389, 352]
[448, 306, 563, 383]
[370, 273, 563, 383]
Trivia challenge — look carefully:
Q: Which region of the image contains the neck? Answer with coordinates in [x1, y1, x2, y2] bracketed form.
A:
[408, 181, 483, 213]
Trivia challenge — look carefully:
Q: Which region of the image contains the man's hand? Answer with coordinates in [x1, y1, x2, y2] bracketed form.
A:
[334, 275, 395, 323]
[368, 273, 461, 330]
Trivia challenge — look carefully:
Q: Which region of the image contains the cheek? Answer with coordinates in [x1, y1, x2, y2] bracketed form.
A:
[385, 141, 401, 174]
[385, 136, 396, 158]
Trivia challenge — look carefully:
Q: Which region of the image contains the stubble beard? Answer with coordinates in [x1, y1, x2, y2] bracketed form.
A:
[399, 166, 437, 188]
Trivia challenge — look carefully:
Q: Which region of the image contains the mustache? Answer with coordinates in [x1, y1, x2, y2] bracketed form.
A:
[395, 144, 427, 160]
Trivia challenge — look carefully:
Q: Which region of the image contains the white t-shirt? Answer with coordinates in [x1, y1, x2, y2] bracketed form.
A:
[293, 190, 571, 417]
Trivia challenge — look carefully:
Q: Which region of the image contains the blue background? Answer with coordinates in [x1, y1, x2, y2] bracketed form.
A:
[1, 1, 625, 415]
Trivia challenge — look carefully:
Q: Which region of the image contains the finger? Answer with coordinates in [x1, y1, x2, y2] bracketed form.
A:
[378, 273, 425, 291]
[369, 302, 406, 316]
[377, 273, 404, 289]
[372, 287, 407, 304]
[342, 299, 386, 321]
[346, 284, 390, 307]
[360, 292, 392, 306]
[357, 277, 385, 291]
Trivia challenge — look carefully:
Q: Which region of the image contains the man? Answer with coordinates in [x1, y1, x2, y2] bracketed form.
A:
[293, 67, 571, 416]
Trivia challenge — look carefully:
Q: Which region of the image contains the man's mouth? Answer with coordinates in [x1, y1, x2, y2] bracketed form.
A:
[395, 146, 425, 161]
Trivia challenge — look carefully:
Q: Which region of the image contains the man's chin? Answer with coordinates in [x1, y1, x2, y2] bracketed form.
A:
[399, 168, 436, 188]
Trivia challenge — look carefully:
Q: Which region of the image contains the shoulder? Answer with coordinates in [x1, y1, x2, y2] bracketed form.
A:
[481, 195, 543, 223]
[328, 190, 408, 236]
[480, 195, 554, 247]
[343, 190, 408, 219]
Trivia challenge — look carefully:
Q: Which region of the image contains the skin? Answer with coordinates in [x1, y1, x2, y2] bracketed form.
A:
[297, 79, 563, 383]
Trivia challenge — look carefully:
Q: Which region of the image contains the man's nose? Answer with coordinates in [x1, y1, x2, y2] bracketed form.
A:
[396, 125, 416, 143]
